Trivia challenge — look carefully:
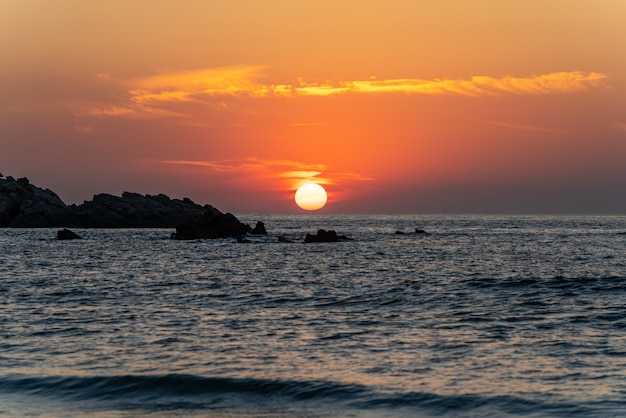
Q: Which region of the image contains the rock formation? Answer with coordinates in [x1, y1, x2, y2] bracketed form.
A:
[1, 175, 254, 237]
[70, 192, 209, 228]
[171, 208, 252, 240]
[0, 176, 73, 227]
[57, 228, 82, 240]
[304, 229, 349, 243]
[250, 221, 267, 235]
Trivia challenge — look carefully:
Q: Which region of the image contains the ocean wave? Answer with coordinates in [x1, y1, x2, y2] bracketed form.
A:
[465, 275, 626, 292]
[0, 374, 611, 416]
[0, 374, 368, 406]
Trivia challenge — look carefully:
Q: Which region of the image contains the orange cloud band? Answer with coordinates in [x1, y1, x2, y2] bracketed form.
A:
[337, 71, 607, 96]
[139, 69, 608, 98]
[160, 158, 375, 191]
[83, 68, 608, 118]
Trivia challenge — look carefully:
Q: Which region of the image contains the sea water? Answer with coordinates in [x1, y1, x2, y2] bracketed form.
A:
[1, 215, 625, 417]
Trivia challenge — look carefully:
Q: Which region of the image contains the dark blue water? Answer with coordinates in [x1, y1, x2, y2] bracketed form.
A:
[1, 215, 625, 417]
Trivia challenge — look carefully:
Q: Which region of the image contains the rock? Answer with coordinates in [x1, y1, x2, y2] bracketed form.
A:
[277, 235, 294, 243]
[69, 192, 211, 228]
[250, 221, 267, 235]
[304, 229, 349, 243]
[172, 208, 252, 240]
[395, 230, 405, 235]
[57, 228, 82, 240]
[1, 174, 260, 231]
[415, 229, 427, 234]
[0, 176, 72, 227]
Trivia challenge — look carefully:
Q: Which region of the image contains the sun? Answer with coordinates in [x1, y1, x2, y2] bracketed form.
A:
[295, 183, 328, 211]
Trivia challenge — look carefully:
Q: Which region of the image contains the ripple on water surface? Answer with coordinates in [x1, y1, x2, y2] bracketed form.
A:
[1, 216, 625, 417]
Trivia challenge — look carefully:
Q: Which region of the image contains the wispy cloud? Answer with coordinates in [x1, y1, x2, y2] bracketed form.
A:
[74, 125, 94, 134]
[160, 157, 374, 190]
[134, 66, 267, 97]
[296, 72, 607, 97]
[79, 66, 266, 118]
[83, 67, 608, 118]
[469, 118, 562, 134]
[77, 103, 184, 119]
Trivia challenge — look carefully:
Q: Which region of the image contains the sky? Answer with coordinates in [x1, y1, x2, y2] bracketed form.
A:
[1, 0, 625, 213]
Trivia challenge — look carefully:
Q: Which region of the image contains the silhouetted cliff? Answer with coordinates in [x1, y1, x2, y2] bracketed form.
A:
[0, 175, 249, 235]
[0, 176, 72, 227]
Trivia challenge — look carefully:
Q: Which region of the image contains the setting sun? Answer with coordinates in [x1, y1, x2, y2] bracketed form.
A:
[295, 183, 328, 211]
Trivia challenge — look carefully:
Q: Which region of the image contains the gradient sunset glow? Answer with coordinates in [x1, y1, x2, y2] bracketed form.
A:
[1, 1, 625, 213]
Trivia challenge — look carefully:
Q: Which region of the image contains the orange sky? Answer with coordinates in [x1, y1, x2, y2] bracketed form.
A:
[1, 0, 625, 213]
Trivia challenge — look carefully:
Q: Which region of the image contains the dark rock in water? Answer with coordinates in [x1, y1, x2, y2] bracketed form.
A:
[395, 230, 405, 235]
[277, 235, 294, 243]
[304, 229, 349, 243]
[415, 229, 427, 234]
[250, 221, 267, 235]
[1, 175, 236, 228]
[172, 208, 252, 240]
[57, 228, 82, 240]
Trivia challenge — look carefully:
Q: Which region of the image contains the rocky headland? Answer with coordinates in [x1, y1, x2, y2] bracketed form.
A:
[0, 175, 252, 239]
[1, 175, 364, 243]
[0, 176, 71, 227]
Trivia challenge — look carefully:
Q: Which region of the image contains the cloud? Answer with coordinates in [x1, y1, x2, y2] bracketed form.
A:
[79, 66, 266, 118]
[469, 118, 562, 134]
[133, 66, 267, 97]
[160, 157, 374, 190]
[74, 125, 94, 134]
[296, 71, 607, 97]
[84, 68, 608, 118]
[295, 85, 350, 96]
[280, 171, 325, 181]
[77, 103, 184, 119]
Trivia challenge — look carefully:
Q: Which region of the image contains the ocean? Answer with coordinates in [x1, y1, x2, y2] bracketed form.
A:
[1, 215, 625, 417]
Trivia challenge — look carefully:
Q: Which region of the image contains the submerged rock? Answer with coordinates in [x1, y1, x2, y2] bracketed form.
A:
[304, 229, 349, 243]
[57, 228, 82, 240]
[172, 208, 252, 240]
[250, 221, 267, 235]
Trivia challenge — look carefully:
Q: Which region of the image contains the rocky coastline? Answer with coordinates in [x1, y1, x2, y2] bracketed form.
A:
[0, 175, 252, 239]
[2, 174, 425, 242]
